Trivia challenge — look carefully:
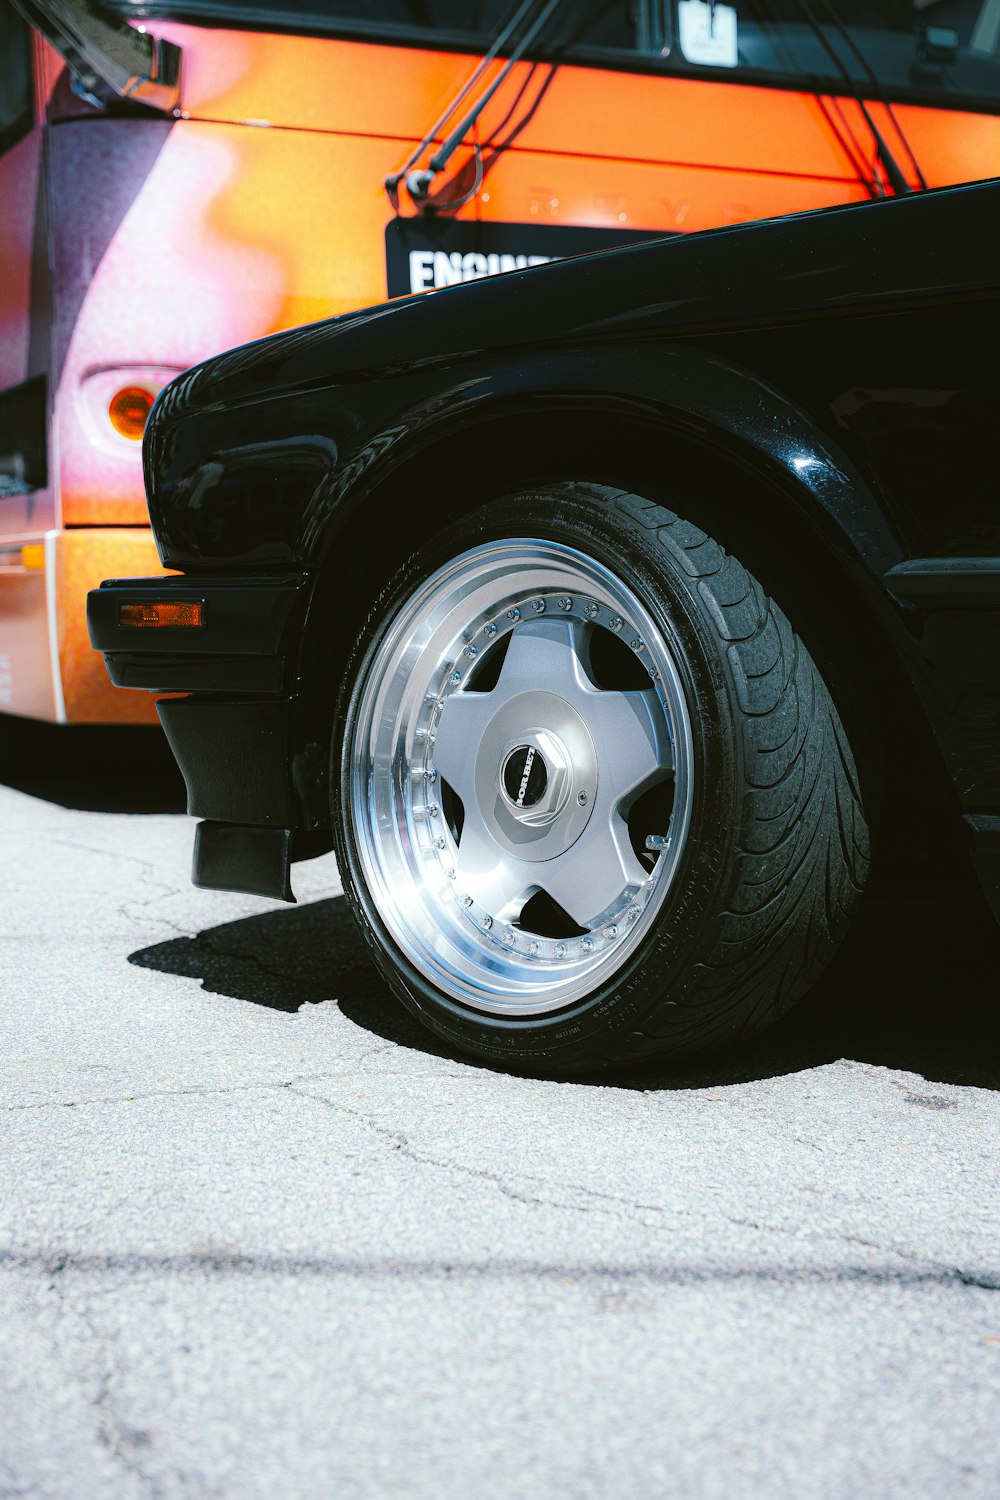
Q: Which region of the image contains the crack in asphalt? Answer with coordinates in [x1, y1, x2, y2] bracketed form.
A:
[29, 1255, 161, 1499]
[0, 1073, 345, 1113]
[282, 1084, 999, 1283]
[287, 1081, 687, 1223]
[116, 888, 194, 935]
[7, 1070, 994, 1290]
[48, 838, 179, 893]
[76, 1293, 164, 1500]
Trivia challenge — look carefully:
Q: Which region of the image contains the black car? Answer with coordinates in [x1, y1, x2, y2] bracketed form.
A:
[88, 181, 1000, 1074]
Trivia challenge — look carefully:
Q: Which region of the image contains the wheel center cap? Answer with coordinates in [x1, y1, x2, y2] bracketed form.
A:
[501, 743, 548, 811]
[496, 729, 570, 829]
[476, 691, 597, 861]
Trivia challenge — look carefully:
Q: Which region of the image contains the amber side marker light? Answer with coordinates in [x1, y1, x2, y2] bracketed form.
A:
[119, 601, 205, 628]
[109, 385, 156, 440]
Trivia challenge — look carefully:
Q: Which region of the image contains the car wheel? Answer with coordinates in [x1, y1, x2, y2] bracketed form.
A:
[331, 483, 870, 1073]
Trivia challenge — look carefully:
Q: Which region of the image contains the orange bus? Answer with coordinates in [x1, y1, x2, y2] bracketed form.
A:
[2, 0, 998, 727]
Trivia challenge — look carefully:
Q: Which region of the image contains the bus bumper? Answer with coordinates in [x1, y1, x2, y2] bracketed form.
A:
[1, 528, 168, 724]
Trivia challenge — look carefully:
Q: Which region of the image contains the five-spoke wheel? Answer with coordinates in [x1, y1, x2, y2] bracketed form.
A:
[347, 537, 694, 1015]
[333, 485, 869, 1072]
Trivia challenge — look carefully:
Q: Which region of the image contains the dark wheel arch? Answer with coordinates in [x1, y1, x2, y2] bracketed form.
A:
[293, 399, 951, 872]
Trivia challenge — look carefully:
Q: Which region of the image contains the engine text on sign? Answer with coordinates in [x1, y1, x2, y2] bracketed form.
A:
[409, 250, 553, 293]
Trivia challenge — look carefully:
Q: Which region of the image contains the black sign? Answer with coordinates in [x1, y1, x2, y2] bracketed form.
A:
[385, 218, 665, 299]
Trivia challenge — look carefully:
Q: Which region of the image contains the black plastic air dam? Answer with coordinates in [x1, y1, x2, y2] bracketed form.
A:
[965, 815, 1000, 926]
[193, 821, 296, 902]
[156, 696, 295, 828]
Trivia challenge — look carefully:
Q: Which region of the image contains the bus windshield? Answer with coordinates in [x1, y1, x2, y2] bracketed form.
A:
[107, 1, 1000, 112]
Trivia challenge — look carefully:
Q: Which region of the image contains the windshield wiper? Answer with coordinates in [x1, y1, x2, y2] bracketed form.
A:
[385, 0, 564, 211]
[814, 0, 927, 191]
[788, 0, 923, 195]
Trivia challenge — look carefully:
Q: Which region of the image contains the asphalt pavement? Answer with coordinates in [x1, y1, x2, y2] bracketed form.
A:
[1, 720, 998, 1500]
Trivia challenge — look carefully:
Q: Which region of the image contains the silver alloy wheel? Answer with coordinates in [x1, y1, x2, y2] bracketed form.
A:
[349, 538, 694, 1016]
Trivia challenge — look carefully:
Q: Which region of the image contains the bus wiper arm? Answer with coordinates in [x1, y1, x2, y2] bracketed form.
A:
[11, 0, 180, 112]
[813, 0, 927, 191]
[789, 0, 915, 194]
[385, 0, 565, 208]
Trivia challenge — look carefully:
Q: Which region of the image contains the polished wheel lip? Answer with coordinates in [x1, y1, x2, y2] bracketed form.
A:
[348, 538, 695, 1018]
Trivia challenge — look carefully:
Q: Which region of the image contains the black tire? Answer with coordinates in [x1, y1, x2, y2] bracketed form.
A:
[331, 483, 870, 1073]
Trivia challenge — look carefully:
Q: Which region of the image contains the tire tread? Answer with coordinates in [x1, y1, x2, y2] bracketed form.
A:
[588, 486, 870, 1065]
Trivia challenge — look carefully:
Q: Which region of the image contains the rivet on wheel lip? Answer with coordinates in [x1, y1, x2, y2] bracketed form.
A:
[504, 928, 516, 945]
[481, 914, 493, 929]
[450, 671, 461, 684]
[506, 607, 521, 621]
[459, 893, 473, 906]
[609, 616, 623, 631]
[423, 769, 437, 783]
[427, 804, 440, 818]
[485, 623, 498, 637]
[604, 924, 618, 938]
[630, 638, 645, 651]
[581, 938, 593, 951]
[531, 598, 546, 613]
[528, 939, 539, 953]
[557, 596, 573, 611]
[433, 837, 446, 850]
[585, 602, 599, 618]
[465, 645, 478, 658]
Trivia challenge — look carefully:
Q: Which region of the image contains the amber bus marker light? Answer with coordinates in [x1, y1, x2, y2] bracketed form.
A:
[119, 601, 205, 628]
[109, 386, 156, 440]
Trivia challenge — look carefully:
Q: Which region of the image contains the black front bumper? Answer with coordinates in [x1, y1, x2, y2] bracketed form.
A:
[87, 572, 329, 901]
[87, 572, 307, 694]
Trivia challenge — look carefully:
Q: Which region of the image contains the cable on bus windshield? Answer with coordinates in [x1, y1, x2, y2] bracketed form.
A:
[790, 0, 924, 195]
[424, 61, 559, 215]
[384, 0, 565, 212]
[384, 0, 540, 206]
[813, 0, 928, 190]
